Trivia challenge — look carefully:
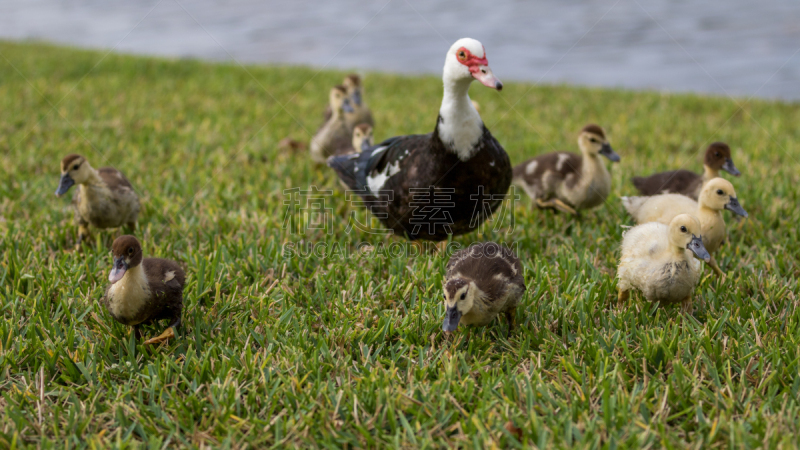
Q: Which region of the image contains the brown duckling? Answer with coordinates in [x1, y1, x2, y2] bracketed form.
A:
[351, 123, 374, 153]
[55, 154, 140, 247]
[512, 124, 620, 215]
[632, 142, 741, 200]
[104, 235, 185, 345]
[621, 178, 748, 277]
[442, 242, 526, 335]
[311, 85, 354, 163]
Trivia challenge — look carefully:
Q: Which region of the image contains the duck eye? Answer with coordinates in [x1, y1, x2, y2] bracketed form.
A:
[680, 226, 687, 233]
[128, 247, 134, 255]
[458, 51, 466, 60]
[73, 164, 79, 170]
[589, 138, 598, 143]
[714, 152, 720, 157]
[716, 189, 724, 195]
[460, 293, 466, 300]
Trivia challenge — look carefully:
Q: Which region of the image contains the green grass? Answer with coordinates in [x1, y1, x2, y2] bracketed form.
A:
[1, 40, 799, 449]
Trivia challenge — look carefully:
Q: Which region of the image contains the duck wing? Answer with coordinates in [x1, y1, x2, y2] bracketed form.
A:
[328, 133, 432, 194]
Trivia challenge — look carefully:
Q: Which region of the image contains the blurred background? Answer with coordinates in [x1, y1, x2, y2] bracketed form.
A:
[2, 0, 799, 100]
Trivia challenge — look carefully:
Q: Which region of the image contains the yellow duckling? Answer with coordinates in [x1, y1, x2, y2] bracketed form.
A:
[617, 214, 710, 312]
[55, 154, 140, 247]
[621, 177, 747, 277]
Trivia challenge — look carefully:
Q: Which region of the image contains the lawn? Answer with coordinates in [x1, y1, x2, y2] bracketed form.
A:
[1, 41, 799, 449]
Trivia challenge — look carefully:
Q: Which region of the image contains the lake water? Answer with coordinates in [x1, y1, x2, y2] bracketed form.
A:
[2, 0, 799, 100]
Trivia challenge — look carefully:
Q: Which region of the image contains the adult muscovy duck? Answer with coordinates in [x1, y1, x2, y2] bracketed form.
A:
[328, 38, 511, 241]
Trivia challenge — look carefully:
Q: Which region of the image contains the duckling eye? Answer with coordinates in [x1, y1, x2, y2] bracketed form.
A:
[589, 138, 598, 143]
[127, 247, 134, 255]
[459, 293, 466, 300]
[680, 226, 687, 233]
[714, 152, 721, 157]
[72, 164, 79, 170]
[716, 189, 724, 195]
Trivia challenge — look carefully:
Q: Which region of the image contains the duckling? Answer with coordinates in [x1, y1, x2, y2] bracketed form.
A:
[55, 154, 140, 247]
[512, 124, 620, 215]
[621, 177, 747, 277]
[311, 85, 354, 163]
[632, 142, 741, 200]
[351, 123, 374, 152]
[104, 235, 185, 345]
[342, 74, 374, 131]
[617, 214, 711, 312]
[442, 242, 526, 335]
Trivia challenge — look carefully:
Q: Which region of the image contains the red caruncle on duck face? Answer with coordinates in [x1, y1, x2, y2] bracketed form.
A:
[455, 46, 503, 90]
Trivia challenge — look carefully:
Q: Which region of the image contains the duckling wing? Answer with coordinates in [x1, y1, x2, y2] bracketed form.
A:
[632, 169, 701, 197]
[512, 152, 582, 199]
[98, 167, 135, 194]
[143, 258, 186, 293]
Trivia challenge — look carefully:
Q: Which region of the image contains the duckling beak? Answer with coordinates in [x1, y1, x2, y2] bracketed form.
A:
[471, 65, 503, 90]
[108, 256, 129, 284]
[442, 306, 462, 333]
[599, 143, 621, 162]
[721, 158, 741, 177]
[725, 197, 748, 217]
[342, 98, 355, 113]
[55, 173, 75, 197]
[351, 90, 362, 106]
[687, 235, 711, 262]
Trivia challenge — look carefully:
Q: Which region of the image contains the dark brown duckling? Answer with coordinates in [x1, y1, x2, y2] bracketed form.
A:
[442, 242, 526, 335]
[103, 235, 184, 345]
[55, 154, 140, 247]
[631, 142, 741, 200]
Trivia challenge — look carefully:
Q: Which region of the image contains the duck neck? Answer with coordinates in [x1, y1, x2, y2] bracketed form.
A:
[702, 164, 718, 181]
[438, 78, 483, 161]
[82, 166, 104, 187]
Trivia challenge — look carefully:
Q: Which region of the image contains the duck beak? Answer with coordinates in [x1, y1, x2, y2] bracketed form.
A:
[721, 158, 741, 176]
[725, 197, 748, 217]
[599, 143, 621, 162]
[471, 65, 503, 90]
[442, 306, 462, 333]
[342, 98, 354, 113]
[687, 235, 711, 262]
[351, 90, 362, 106]
[55, 173, 75, 197]
[108, 256, 129, 284]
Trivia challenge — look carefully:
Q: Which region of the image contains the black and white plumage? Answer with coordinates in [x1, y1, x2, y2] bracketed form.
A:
[328, 38, 511, 241]
[442, 242, 526, 334]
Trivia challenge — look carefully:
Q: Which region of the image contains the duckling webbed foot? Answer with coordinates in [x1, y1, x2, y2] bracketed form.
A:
[144, 316, 180, 345]
[144, 327, 175, 345]
[536, 198, 577, 216]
